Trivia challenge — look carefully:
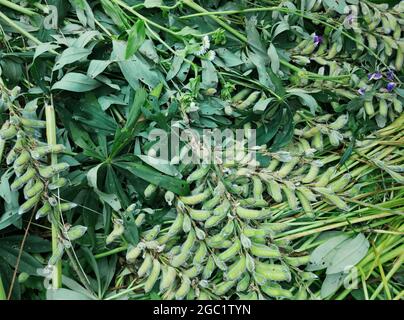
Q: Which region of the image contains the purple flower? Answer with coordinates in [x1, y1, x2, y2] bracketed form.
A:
[368, 72, 383, 81]
[386, 82, 396, 92]
[346, 14, 355, 25]
[387, 70, 395, 81]
[313, 34, 323, 46]
[358, 88, 366, 95]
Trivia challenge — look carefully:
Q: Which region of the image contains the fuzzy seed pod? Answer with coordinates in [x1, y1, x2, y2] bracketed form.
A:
[11, 167, 36, 191]
[266, 179, 283, 202]
[202, 194, 222, 210]
[144, 183, 158, 199]
[138, 253, 153, 278]
[261, 284, 293, 299]
[159, 266, 177, 293]
[315, 167, 335, 187]
[14, 150, 31, 167]
[255, 261, 291, 282]
[250, 242, 281, 259]
[167, 212, 184, 236]
[226, 255, 246, 281]
[187, 165, 210, 182]
[231, 88, 252, 105]
[144, 259, 161, 293]
[281, 185, 299, 211]
[0, 124, 17, 140]
[188, 208, 211, 221]
[48, 177, 68, 190]
[296, 190, 314, 218]
[20, 118, 46, 128]
[48, 242, 65, 266]
[36, 202, 51, 220]
[393, 98, 402, 113]
[379, 99, 389, 118]
[285, 255, 311, 267]
[19, 193, 41, 215]
[213, 280, 237, 295]
[314, 187, 349, 211]
[143, 225, 161, 241]
[179, 189, 211, 205]
[66, 225, 87, 241]
[237, 273, 250, 292]
[236, 207, 271, 220]
[24, 179, 44, 199]
[235, 91, 260, 110]
[193, 241, 208, 265]
[202, 256, 216, 280]
[204, 208, 227, 228]
[364, 100, 375, 116]
[106, 220, 125, 244]
[329, 174, 351, 193]
[218, 239, 241, 262]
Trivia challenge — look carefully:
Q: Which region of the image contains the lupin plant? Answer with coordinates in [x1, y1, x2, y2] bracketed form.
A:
[0, 0, 403, 301]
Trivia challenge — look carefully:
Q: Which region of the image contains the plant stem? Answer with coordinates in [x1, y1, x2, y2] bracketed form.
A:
[45, 103, 62, 290]
[0, 0, 36, 16]
[0, 11, 41, 45]
[0, 138, 5, 165]
[94, 245, 128, 259]
[0, 276, 6, 300]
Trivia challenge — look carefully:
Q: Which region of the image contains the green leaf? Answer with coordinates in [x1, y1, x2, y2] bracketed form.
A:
[115, 161, 189, 195]
[326, 233, 369, 274]
[320, 272, 345, 298]
[125, 20, 146, 59]
[137, 155, 181, 177]
[47, 288, 93, 300]
[267, 43, 280, 73]
[87, 60, 112, 78]
[306, 234, 350, 271]
[287, 89, 320, 114]
[52, 73, 101, 92]
[53, 47, 91, 71]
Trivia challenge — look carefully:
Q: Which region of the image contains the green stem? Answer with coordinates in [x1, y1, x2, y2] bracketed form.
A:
[94, 245, 128, 259]
[0, 0, 36, 16]
[0, 138, 5, 165]
[45, 103, 62, 290]
[0, 11, 41, 45]
[0, 276, 6, 300]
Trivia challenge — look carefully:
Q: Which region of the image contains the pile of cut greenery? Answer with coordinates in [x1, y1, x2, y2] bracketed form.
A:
[0, 0, 403, 300]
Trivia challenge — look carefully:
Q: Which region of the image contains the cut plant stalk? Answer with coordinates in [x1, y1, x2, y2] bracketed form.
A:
[0, 276, 6, 300]
[45, 103, 62, 290]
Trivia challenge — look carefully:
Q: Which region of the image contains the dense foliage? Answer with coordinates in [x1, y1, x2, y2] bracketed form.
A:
[0, 0, 403, 300]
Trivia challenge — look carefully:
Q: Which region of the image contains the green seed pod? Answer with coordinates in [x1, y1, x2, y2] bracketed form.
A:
[48, 242, 65, 266]
[266, 179, 283, 203]
[315, 167, 335, 187]
[214, 280, 237, 295]
[143, 225, 161, 241]
[301, 42, 316, 55]
[106, 220, 125, 245]
[329, 173, 351, 193]
[36, 202, 51, 220]
[221, 219, 235, 237]
[238, 198, 268, 208]
[296, 190, 314, 218]
[159, 265, 177, 293]
[193, 241, 208, 265]
[235, 91, 260, 110]
[126, 245, 142, 264]
[179, 189, 211, 205]
[213, 198, 231, 216]
[393, 24, 401, 41]
[236, 207, 271, 220]
[218, 239, 241, 262]
[312, 132, 323, 151]
[144, 183, 158, 199]
[182, 213, 192, 233]
[206, 234, 230, 248]
[197, 291, 211, 300]
[231, 88, 253, 104]
[285, 255, 311, 267]
[183, 265, 202, 278]
[393, 98, 402, 113]
[202, 194, 222, 210]
[277, 157, 299, 178]
[261, 284, 293, 299]
[381, 16, 391, 34]
[255, 261, 291, 282]
[18, 272, 30, 284]
[297, 186, 317, 202]
[167, 212, 184, 235]
[325, 43, 338, 59]
[38, 163, 69, 178]
[164, 191, 175, 206]
[66, 225, 87, 241]
[395, 48, 403, 71]
[6, 147, 18, 165]
[250, 242, 281, 259]
[188, 208, 211, 221]
[175, 276, 191, 300]
[144, 259, 161, 293]
[267, 158, 280, 172]
[18, 193, 41, 215]
[24, 179, 44, 199]
[14, 150, 31, 167]
[48, 177, 68, 190]
[138, 253, 153, 277]
[11, 167, 36, 191]
[242, 226, 266, 238]
[302, 126, 320, 139]
[0, 124, 17, 140]
[202, 256, 216, 280]
[281, 185, 299, 210]
[261, 222, 289, 233]
[226, 255, 246, 281]
[20, 118, 46, 128]
[364, 100, 375, 116]
[171, 251, 188, 268]
[329, 114, 348, 130]
[295, 287, 308, 300]
[182, 229, 196, 251]
[379, 99, 389, 118]
[187, 165, 210, 182]
[314, 187, 350, 211]
[252, 176, 264, 199]
[58, 202, 78, 212]
[237, 273, 250, 292]
[204, 208, 227, 228]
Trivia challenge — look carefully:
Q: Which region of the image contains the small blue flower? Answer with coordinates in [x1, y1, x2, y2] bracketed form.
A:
[386, 82, 396, 92]
[368, 72, 382, 81]
[387, 70, 395, 81]
[313, 34, 323, 46]
[358, 88, 366, 95]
